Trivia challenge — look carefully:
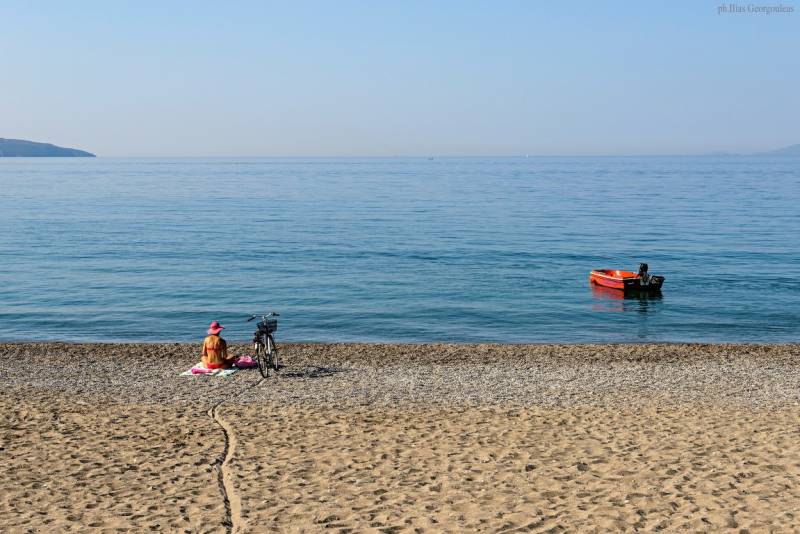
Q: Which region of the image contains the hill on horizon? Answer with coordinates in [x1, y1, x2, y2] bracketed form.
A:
[757, 144, 800, 156]
[0, 138, 95, 157]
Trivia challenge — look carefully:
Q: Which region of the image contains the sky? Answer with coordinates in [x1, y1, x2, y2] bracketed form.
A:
[1, 1, 798, 156]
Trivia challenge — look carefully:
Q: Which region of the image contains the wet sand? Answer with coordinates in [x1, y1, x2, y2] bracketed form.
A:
[1, 343, 799, 532]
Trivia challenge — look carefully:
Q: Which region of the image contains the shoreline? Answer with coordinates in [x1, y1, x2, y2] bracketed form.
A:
[4, 339, 798, 351]
[5, 339, 799, 348]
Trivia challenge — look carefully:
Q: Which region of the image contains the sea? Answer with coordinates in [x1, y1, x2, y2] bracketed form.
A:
[1, 156, 798, 344]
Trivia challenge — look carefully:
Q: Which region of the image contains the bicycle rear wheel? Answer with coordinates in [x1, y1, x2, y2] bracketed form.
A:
[255, 339, 270, 378]
[267, 334, 279, 371]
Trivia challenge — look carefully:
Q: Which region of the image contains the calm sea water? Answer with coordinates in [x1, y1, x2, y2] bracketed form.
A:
[1, 156, 798, 343]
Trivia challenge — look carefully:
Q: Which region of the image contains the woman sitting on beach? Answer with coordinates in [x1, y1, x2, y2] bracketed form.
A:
[202, 321, 236, 369]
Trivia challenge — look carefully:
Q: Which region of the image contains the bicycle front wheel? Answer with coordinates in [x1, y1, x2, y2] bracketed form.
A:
[267, 334, 279, 371]
[255, 338, 270, 378]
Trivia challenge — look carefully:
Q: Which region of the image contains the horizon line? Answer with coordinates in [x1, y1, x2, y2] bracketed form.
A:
[59, 152, 799, 159]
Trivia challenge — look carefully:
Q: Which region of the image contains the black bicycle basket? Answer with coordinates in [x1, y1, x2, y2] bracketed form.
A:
[259, 318, 278, 333]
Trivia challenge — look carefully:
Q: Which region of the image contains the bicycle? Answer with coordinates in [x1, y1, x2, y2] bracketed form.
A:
[247, 312, 280, 378]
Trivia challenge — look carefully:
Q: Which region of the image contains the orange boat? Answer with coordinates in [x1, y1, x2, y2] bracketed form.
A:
[589, 268, 664, 292]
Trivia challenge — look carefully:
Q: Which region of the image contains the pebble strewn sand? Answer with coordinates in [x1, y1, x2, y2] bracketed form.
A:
[3, 342, 800, 407]
[1, 342, 799, 532]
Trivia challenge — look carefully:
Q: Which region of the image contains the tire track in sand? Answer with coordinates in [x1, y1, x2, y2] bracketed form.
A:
[209, 376, 264, 533]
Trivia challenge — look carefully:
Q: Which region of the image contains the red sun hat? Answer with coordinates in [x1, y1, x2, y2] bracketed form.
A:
[207, 321, 225, 335]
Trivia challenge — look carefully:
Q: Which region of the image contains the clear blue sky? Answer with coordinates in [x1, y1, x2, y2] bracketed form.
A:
[1, 1, 798, 156]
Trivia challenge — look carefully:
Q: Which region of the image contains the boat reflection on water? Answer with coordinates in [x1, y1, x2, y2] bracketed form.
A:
[590, 284, 663, 313]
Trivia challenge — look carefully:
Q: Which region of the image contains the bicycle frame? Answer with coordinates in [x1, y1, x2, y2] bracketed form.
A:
[248, 312, 279, 377]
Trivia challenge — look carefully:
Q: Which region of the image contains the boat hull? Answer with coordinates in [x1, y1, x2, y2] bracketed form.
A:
[589, 269, 664, 292]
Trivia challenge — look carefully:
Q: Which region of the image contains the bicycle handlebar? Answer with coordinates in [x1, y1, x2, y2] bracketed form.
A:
[247, 312, 279, 322]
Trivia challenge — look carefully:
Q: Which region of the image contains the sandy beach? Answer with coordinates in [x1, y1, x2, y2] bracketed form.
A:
[2, 342, 799, 532]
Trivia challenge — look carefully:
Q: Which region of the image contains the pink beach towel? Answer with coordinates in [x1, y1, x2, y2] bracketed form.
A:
[181, 363, 239, 377]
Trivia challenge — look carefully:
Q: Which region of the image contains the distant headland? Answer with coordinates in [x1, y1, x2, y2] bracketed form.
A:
[0, 138, 95, 157]
[757, 144, 800, 156]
